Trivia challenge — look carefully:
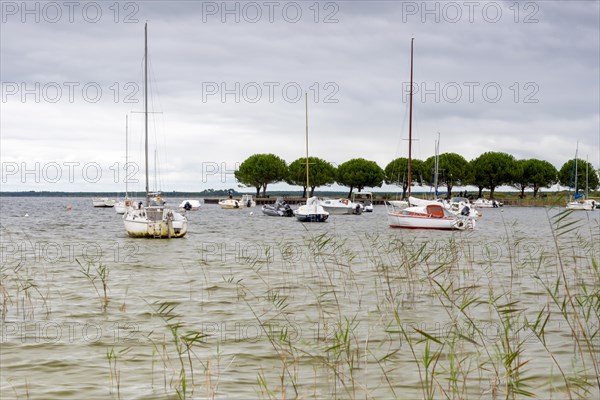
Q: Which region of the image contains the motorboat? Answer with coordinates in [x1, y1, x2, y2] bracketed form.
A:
[473, 198, 502, 208]
[448, 197, 481, 218]
[93, 197, 116, 207]
[352, 192, 374, 212]
[178, 199, 201, 211]
[294, 196, 329, 222]
[320, 198, 362, 215]
[261, 198, 293, 217]
[219, 194, 256, 209]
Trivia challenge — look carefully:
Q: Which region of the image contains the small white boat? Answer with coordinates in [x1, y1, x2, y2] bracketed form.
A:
[294, 196, 329, 222]
[219, 194, 256, 209]
[115, 198, 135, 214]
[448, 197, 481, 218]
[93, 197, 116, 207]
[473, 198, 502, 208]
[386, 202, 474, 230]
[178, 199, 202, 211]
[320, 198, 362, 215]
[262, 198, 293, 217]
[566, 199, 596, 211]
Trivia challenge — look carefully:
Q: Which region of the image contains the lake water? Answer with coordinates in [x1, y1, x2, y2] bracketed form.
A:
[1, 197, 598, 399]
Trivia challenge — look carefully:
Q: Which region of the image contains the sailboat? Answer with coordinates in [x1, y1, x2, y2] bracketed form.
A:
[123, 23, 189, 238]
[566, 144, 596, 211]
[293, 94, 329, 222]
[115, 115, 134, 214]
[385, 39, 474, 230]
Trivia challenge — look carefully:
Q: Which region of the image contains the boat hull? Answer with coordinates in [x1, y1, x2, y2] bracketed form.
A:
[261, 205, 293, 217]
[386, 203, 474, 230]
[294, 197, 329, 222]
[321, 199, 362, 215]
[123, 207, 188, 238]
[219, 198, 256, 209]
[387, 212, 466, 230]
[295, 213, 329, 222]
[93, 198, 116, 207]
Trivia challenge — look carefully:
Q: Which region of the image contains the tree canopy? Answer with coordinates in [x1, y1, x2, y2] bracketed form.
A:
[384, 157, 425, 199]
[231, 151, 598, 198]
[558, 158, 599, 195]
[337, 158, 385, 197]
[469, 152, 517, 198]
[234, 153, 288, 196]
[286, 157, 337, 197]
[522, 159, 558, 197]
[423, 152, 469, 198]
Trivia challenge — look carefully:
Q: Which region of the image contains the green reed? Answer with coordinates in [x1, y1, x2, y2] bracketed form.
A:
[77, 258, 109, 311]
[73, 208, 598, 399]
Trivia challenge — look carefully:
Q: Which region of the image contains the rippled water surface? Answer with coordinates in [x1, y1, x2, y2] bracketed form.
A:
[1, 197, 598, 399]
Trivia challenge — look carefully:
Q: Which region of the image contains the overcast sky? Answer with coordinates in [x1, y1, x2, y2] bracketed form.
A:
[1, 0, 599, 193]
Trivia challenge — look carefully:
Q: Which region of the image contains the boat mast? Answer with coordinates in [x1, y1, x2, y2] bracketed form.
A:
[574, 141, 579, 199]
[125, 114, 129, 198]
[585, 155, 589, 199]
[305, 92, 309, 198]
[407, 38, 414, 198]
[144, 22, 149, 205]
[433, 132, 440, 199]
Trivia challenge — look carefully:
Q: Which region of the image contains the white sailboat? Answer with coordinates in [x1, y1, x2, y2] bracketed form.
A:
[294, 94, 329, 222]
[115, 115, 134, 214]
[123, 23, 188, 238]
[385, 39, 474, 230]
[566, 146, 596, 211]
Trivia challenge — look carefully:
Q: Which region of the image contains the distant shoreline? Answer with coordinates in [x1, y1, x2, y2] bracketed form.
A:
[2, 191, 598, 208]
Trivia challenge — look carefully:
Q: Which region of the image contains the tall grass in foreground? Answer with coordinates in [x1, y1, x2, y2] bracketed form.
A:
[103, 208, 598, 399]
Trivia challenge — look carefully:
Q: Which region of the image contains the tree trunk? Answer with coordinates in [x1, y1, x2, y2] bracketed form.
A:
[520, 186, 525, 198]
[478, 186, 484, 198]
[262, 183, 268, 197]
[347, 187, 353, 198]
[446, 183, 453, 199]
[310, 186, 316, 197]
[533, 185, 539, 198]
[302, 186, 307, 198]
[255, 186, 260, 197]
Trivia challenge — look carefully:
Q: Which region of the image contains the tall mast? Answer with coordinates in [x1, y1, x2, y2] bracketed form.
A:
[433, 132, 440, 198]
[585, 155, 589, 199]
[305, 93, 309, 198]
[125, 114, 129, 198]
[574, 141, 579, 198]
[407, 38, 414, 198]
[144, 22, 149, 204]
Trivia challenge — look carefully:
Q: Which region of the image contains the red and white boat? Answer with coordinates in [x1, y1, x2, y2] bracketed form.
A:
[386, 39, 474, 231]
[387, 203, 474, 230]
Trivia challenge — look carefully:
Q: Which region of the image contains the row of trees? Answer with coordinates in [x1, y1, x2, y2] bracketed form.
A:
[233, 152, 600, 199]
